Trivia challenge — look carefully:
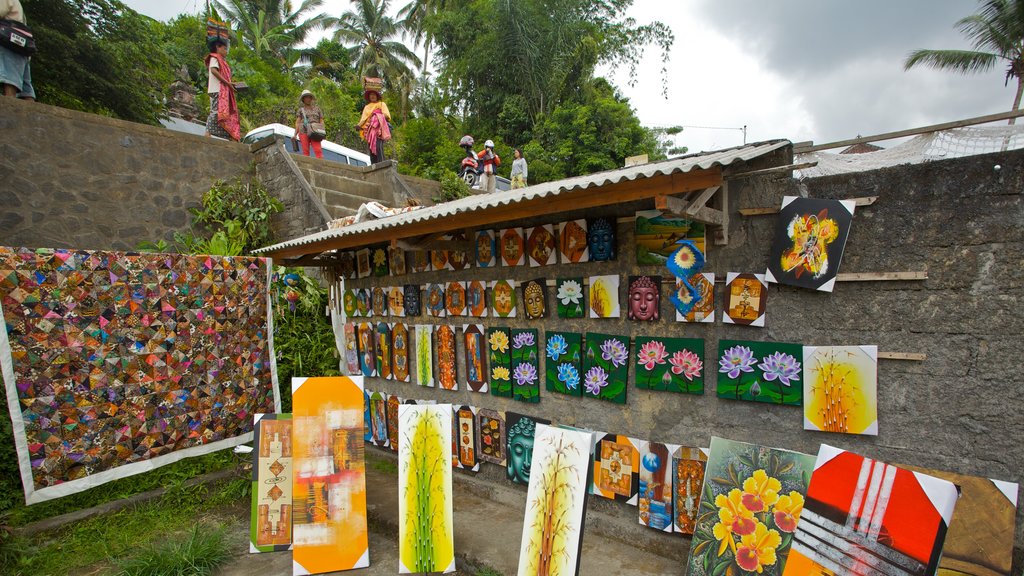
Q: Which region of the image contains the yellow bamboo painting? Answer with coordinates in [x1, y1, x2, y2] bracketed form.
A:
[517, 425, 593, 576]
[803, 345, 878, 436]
[398, 404, 455, 574]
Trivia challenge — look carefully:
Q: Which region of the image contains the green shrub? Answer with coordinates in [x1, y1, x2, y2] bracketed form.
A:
[434, 170, 472, 203]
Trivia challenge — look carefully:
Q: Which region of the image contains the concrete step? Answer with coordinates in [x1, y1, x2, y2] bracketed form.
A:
[325, 204, 356, 220]
[301, 169, 387, 201]
[312, 185, 378, 213]
[363, 450, 685, 575]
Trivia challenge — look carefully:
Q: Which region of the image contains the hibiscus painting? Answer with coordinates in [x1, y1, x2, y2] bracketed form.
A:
[766, 197, 855, 293]
[544, 331, 582, 396]
[635, 336, 704, 394]
[716, 340, 803, 406]
[582, 333, 629, 404]
[685, 437, 815, 576]
[510, 329, 540, 403]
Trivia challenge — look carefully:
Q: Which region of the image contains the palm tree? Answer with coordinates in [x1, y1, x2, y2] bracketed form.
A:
[327, 0, 422, 82]
[213, 0, 328, 67]
[905, 0, 1024, 124]
[398, 0, 450, 72]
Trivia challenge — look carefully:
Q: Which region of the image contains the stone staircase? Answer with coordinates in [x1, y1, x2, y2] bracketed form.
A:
[290, 154, 394, 220]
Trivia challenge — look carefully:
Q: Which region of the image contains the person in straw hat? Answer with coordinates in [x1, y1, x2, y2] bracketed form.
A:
[357, 77, 391, 164]
[294, 89, 326, 159]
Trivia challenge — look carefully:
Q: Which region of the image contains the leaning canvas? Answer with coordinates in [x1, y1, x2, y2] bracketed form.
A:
[686, 436, 815, 576]
[784, 444, 959, 576]
[250, 413, 293, 553]
[637, 441, 680, 532]
[291, 377, 368, 574]
[398, 404, 455, 574]
[517, 424, 594, 576]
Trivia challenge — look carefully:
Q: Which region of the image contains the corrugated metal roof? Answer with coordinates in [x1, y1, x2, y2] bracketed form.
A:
[255, 139, 790, 256]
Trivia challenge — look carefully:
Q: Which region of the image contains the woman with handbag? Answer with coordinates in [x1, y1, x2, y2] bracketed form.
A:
[294, 89, 326, 159]
[0, 0, 35, 100]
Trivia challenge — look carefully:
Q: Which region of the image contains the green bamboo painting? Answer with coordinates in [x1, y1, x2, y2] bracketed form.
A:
[716, 340, 803, 405]
[545, 332, 582, 396]
[635, 336, 705, 394]
[511, 329, 540, 403]
[488, 327, 512, 397]
[582, 333, 629, 404]
[517, 425, 592, 576]
[415, 325, 433, 387]
[398, 404, 455, 574]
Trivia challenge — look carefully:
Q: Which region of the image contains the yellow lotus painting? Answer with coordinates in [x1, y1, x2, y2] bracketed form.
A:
[803, 345, 878, 436]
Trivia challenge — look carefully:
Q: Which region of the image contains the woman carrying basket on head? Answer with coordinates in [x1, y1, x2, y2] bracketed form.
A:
[203, 21, 240, 141]
[357, 77, 391, 164]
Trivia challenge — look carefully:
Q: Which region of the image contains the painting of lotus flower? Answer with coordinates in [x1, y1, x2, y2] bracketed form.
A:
[637, 441, 680, 532]
[545, 331, 582, 397]
[635, 336, 704, 394]
[591, 433, 641, 505]
[588, 275, 620, 318]
[517, 424, 594, 576]
[685, 436, 815, 576]
[487, 327, 513, 398]
[803, 345, 878, 435]
[716, 340, 803, 405]
[555, 277, 585, 319]
[582, 333, 629, 404]
[766, 197, 855, 293]
[511, 329, 540, 403]
[783, 445, 959, 576]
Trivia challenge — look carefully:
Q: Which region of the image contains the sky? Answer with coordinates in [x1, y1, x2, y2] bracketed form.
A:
[125, 0, 1016, 153]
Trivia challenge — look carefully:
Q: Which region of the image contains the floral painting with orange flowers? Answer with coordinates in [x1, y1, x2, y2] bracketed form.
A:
[766, 197, 855, 293]
[686, 437, 815, 576]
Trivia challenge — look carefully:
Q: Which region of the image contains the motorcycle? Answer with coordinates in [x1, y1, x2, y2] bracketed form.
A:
[458, 135, 482, 188]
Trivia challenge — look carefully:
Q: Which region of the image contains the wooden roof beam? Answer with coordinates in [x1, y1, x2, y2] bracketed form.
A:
[264, 167, 723, 259]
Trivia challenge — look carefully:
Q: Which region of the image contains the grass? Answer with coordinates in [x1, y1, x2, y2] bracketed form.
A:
[2, 468, 249, 576]
[113, 524, 230, 576]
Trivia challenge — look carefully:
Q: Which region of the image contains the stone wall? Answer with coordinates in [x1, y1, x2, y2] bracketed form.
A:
[252, 138, 331, 241]
[345, 149, 1024, 568]
[0, 98, 251, 251]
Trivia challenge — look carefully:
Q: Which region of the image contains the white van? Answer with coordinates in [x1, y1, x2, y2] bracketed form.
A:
[242, 123, 372, 167]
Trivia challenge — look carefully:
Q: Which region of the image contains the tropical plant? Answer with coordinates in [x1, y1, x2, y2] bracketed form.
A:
[24, 0, 175, 125]
[328, 0, 422, 87]
[190, 177, 285, 253]
[397, 0, 451, 71]
[905, 0, 1024, 122]
[213, 0, 328, 67]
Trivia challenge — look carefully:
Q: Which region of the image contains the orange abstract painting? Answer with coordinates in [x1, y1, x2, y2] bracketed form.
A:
[291, 377, 368, 574]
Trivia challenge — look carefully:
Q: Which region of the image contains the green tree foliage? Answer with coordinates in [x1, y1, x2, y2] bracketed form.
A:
[212, 0, 328, 68]
[328, 0, 422, 83]
[24, 0, 174, 124]
[905, 0, 1024, 120]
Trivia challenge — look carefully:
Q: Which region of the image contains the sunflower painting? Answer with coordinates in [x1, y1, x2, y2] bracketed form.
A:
[487, 327, 513, 398]
[766, 197, 855, 292]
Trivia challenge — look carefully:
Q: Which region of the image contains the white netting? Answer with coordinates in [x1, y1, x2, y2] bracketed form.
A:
[795, 124, 1024, 178]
